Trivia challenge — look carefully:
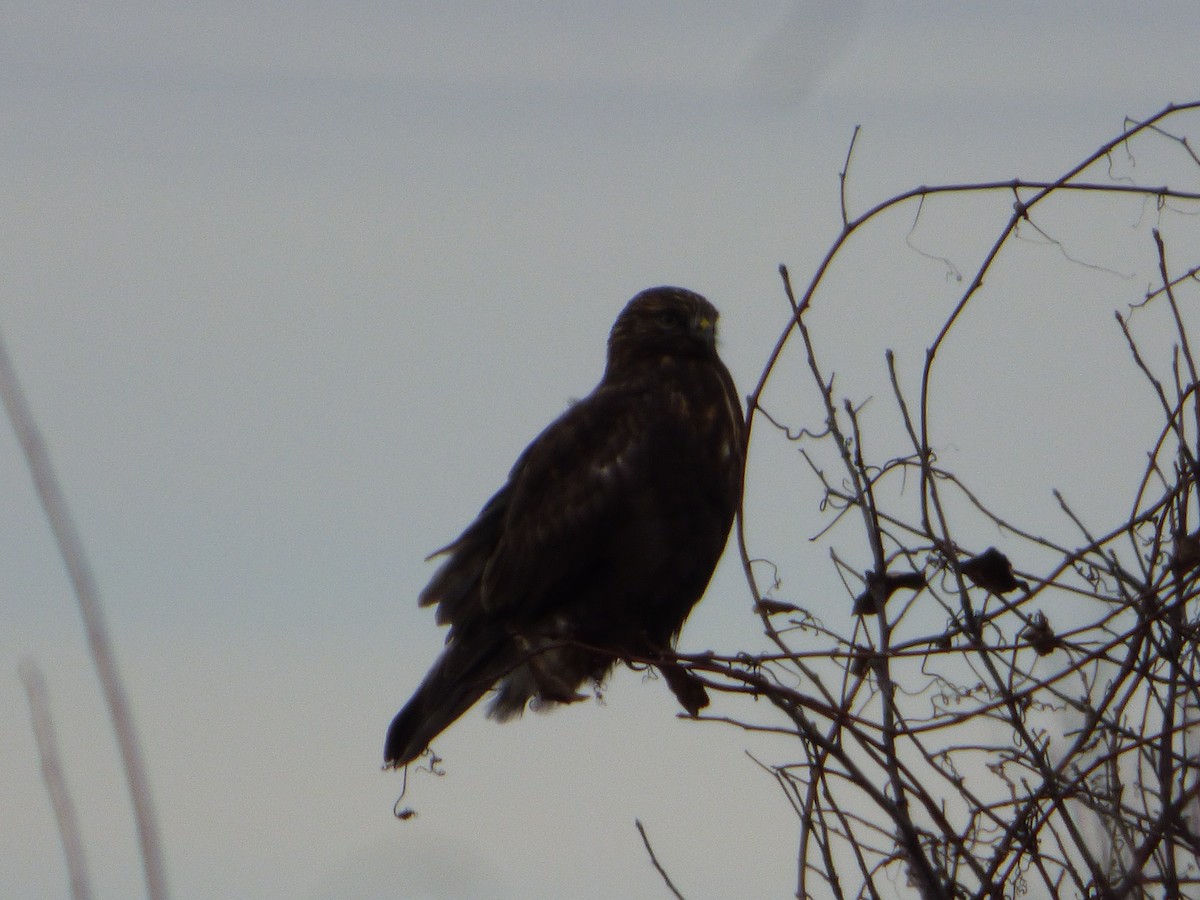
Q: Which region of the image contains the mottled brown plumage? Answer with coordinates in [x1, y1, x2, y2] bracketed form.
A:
[384, 287, 744, 768]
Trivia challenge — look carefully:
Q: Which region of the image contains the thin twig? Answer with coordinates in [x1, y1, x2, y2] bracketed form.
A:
[635, 819, 687, 900]
[20, 659, 93, 900]
[839, 125, 862, 227]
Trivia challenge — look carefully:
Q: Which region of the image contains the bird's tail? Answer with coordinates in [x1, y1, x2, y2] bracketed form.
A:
[384, 633, 515, 768]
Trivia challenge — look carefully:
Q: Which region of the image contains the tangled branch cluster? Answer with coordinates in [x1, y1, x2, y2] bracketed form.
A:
[687, 103, 1200, 899]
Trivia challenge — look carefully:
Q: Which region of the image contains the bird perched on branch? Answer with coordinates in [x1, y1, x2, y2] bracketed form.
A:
[385, 286, 744, 768]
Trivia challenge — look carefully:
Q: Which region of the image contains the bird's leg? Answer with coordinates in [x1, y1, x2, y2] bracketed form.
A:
[521, 643, 589, 705]
[657, 660, 710, 717]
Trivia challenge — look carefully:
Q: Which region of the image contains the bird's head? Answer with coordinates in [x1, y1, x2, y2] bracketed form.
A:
[606, 286, 722, 374]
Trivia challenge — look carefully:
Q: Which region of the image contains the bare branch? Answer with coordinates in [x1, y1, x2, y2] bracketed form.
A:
[715, 101, 1200, 898]
[0, 329, 170, 899]
[20, 660, 93, 900]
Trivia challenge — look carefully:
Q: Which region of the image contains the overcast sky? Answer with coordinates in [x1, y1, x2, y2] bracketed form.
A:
[4, 3, 1200, 898]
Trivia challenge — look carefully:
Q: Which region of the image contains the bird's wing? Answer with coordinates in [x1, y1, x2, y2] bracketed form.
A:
[418, 481, 512, 627]
[419, 383, 651, 631]
[483, 384, 651, 614]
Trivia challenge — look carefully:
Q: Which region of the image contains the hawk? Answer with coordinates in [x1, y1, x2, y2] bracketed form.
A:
[384, 286, 744, 768]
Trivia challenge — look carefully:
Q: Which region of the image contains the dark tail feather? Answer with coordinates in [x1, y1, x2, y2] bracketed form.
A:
[384, 635, 513, 768]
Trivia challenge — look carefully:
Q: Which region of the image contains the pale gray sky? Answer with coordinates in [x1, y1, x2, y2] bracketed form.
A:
[3, 3, 1200, 898]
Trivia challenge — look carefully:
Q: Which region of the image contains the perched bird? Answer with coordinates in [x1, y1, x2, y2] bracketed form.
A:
[385, 287, 744, 768]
